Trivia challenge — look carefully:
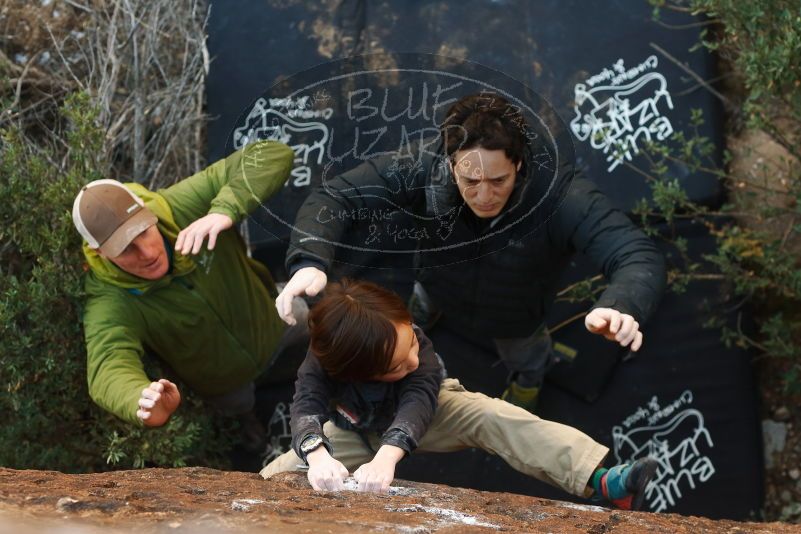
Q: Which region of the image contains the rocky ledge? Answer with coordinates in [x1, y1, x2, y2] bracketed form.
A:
[0, 467, 797, 533]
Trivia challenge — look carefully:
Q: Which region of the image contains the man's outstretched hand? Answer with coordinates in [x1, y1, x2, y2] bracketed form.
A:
[175, 213, 233, 255]
[585, 308, 643, 352]
[136, 379, 181, 427]
[275, 266, 327, 325]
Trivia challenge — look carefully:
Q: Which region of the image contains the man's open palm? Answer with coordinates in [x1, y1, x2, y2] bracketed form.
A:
[175, 213, 233, 255]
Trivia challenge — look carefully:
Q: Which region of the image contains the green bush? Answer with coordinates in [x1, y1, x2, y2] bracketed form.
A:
[0, 93, 233, 472]
[652, 0, 801, 154]
[690, 0, 801, 127]
[646, 0, 801, 391]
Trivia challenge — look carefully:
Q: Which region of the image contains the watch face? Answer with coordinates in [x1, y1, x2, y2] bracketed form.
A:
[301, 436, 322, 453]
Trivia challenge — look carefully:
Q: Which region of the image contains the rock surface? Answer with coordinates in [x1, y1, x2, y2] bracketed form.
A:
[0, 467, 798, 533]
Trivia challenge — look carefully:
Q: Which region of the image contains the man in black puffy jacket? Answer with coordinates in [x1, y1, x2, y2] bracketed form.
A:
[274, 92, 666, 411]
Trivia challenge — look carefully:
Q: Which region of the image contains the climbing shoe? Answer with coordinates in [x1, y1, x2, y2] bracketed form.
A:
[591, 457, 659, 511]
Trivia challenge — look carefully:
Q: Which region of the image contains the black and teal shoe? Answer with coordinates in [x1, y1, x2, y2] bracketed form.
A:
[592, 457, 659, 511]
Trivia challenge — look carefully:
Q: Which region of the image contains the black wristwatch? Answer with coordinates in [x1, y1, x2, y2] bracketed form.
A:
[300, 434, 325, 456]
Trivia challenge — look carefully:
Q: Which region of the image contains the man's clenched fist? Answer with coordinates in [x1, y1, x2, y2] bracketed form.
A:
[136, 379, 181, 427]
[585, 308, 643, 352]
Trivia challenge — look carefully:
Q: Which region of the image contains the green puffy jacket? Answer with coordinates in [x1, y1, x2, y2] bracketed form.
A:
[82, 141, 294, 425]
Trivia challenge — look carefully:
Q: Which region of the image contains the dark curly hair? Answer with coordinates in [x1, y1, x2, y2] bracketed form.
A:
[440, 92, 527, 165]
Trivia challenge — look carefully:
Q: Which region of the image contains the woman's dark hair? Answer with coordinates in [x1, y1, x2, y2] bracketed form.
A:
[308, 278, 412, 382]
[441, 92, 527, 165]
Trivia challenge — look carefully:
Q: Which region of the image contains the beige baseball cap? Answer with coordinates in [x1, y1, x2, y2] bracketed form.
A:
[72, 179, 158, 258]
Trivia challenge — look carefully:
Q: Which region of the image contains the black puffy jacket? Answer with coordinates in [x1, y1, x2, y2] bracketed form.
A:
[290, 326, 443, 461]
[287, 138, 666, 338]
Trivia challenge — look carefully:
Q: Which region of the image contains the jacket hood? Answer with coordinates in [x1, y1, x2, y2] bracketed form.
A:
[82, 183, 195, 292]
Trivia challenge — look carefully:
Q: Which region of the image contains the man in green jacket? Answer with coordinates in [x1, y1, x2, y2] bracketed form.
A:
[72, 140, 297, 449]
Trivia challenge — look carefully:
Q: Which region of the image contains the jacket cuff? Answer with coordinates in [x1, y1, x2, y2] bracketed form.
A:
[287, 257, 327, 278]
[207, 206, 239, 225]
[295, 432, 334, 464]
[380, 428, 416, 456]
[590, 297, 638, 321]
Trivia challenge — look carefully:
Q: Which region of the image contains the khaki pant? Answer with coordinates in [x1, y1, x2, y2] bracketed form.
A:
[260, 378, 608, 496]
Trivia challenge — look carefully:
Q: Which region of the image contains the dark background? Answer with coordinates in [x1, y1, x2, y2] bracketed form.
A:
[207, 0, 761, 520]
